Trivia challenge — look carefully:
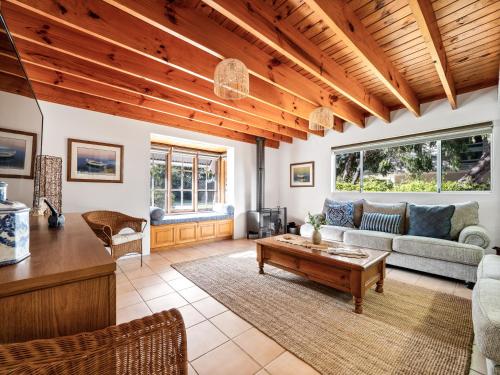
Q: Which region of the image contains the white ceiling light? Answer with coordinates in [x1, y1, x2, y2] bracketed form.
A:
[309, 107, 334, 130]
[214, 58, 249, 100]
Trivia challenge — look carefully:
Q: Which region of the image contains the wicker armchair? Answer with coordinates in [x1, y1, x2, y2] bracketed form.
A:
[83, 210, 147, 264]
[0, 309, 187, 375]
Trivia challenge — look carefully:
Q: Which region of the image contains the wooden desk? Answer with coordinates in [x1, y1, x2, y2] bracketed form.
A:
[0, 213, 116, 343]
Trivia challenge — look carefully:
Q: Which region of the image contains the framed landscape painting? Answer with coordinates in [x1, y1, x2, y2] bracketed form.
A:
[290, 161, 314, 187]
[0, 128, 37, 179]
[67, 139, 123, 183]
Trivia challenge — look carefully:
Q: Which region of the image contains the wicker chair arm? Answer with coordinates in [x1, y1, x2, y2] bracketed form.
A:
[87, 222, 113, 241]
[117, 216, 147, 233]
[0, 309, 187, 374]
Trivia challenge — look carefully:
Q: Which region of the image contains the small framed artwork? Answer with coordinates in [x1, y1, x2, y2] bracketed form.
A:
[290, 161, 315, 187]
[0, 128, 37, 179]
[67, 139, 123, 183]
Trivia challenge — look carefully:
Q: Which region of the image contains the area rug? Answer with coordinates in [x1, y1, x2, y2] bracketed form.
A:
[172, 251, 473, 375]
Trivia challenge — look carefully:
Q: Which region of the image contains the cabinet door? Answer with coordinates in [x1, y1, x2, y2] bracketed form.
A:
[175, 223, 198, 244]
[151, 226, 175, 248]
[199, 221, 216, 240]
[217, 220, 233, 238]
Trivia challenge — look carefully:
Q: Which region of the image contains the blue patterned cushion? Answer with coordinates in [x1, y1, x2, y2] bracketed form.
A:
[360, 212, 402, 234]
[408, 204, 455, 239]
[325, 202, 354, 228]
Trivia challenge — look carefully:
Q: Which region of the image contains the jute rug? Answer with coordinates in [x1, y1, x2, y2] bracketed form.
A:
[173, 251, 473, 375]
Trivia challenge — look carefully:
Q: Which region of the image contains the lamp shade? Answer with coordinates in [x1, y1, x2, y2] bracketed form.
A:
[309, 107, 334, 131]
[214, 58, 249, 100]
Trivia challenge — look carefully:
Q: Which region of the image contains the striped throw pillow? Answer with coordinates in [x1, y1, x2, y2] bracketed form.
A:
[360, 212, 402, 234]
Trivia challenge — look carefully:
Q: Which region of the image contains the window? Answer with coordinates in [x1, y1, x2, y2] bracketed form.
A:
[150, 146, 225, 213]
[332, 124, 492, 193]
[197, 156, 218, 211]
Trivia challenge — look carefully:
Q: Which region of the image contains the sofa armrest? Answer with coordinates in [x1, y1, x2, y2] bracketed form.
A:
[459, 225, 490, 249]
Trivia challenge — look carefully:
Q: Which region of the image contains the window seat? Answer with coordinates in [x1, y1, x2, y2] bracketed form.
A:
[151, 212, 233, 226]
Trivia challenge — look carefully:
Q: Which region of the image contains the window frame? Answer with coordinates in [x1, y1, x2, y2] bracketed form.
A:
[331, 124, 493, 194]
[197, 155, 218, 211]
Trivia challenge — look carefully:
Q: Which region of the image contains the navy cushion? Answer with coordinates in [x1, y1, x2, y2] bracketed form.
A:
[408, 204, 456, 239]
[360, 212, 402, 234]
[150, 207, 165, 221]
[324, 201, 354, 228]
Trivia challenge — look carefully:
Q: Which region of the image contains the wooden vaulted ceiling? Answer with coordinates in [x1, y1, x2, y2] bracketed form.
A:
[1, 0, 499, 148]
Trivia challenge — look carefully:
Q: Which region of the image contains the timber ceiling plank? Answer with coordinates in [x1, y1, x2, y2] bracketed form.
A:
[4, 0, 319, 135]
[32, 81, 280, 148]
[302, 0, 421, 115]
[105, 0, 365, 128]
[2, 2, 311, 139]
[200, 0, 386, 123]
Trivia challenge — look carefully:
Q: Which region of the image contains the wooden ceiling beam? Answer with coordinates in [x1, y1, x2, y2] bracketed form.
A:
[4, 0, 320, 135]
[32, 81, 279, 148]
[199, 0, 383, 124]
[2, 4, 311, 139]
[408, 0, 457, 109]
[304, 0, 421, 117]
[104, 0, 366, 127]
[333, 117, 344, 133]
[24, 63, 291, 143]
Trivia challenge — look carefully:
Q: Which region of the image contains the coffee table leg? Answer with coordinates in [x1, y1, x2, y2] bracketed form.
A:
[376, 259, 385, 293]
[354, 297, 363, 314]
[376, 279, 384, 293]
[257, 244, 264, 274]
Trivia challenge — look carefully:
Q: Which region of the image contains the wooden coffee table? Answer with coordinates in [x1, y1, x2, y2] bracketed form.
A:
[255, 235, 390, 314]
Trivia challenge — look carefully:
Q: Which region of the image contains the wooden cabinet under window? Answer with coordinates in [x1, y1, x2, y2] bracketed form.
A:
[151, 219, 233, 250]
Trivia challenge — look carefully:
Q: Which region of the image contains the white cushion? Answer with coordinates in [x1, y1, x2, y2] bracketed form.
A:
[112, 232, 144, 246]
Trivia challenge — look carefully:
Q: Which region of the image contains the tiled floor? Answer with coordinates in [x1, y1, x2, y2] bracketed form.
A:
[115, 239, 485, 375]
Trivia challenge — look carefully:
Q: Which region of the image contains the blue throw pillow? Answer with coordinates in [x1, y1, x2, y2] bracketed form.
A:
[325, 202, 354, 228]
[360, 212, 402, 234]
[150, 207, 165, 221]
[408, 204, 456, 239]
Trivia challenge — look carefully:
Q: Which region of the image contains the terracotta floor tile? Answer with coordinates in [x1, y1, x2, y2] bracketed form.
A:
[386, 268, 421, 284]
[116, 302, 151, 325]
[159, 268, 183, 282]
[148, 261, 174, 274]
[265, 352, 320, 375]
[137, 282, 175, 301]
[233, 328, 284, 367]
[192, 297, 228, 319]
[210, 310, 252, 338]
[188, 363, 198, 375]
[186, 320, 228, 360]
[116, 290, 142, 309]
[130, 274, 164, 289]
[256, 370, 270, 375]
[168, 277, 196, 291]
[117, 281, 135, 294]
[455, 285, 473, 299]
[178, 305, 206, 328]
[178, 286, 210, 303]
[414, 275, 457, 294]
[146, 292, 189, 313]
[124, 265, 155, 280]
[192, 341, 260, 375]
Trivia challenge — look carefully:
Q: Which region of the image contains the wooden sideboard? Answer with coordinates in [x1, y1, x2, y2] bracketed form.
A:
[151, 219, 233, 250]
[0, 214, 116, 344]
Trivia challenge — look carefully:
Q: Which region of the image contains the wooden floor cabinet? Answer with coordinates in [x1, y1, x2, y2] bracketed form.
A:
[151, 219, 233, 250]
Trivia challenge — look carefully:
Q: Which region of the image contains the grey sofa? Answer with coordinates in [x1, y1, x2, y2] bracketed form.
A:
[300, 199, 490, 283]
[473, 255, 500, 375]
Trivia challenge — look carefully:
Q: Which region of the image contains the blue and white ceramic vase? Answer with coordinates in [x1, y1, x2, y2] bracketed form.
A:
[0, 182, 7, 201]
[0, 184, 30, 266]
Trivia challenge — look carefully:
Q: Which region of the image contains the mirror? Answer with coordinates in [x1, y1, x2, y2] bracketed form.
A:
[0, 13, 43, 207]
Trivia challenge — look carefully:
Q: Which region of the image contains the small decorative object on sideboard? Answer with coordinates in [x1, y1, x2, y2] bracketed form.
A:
[493, 246, 500, 256]
[0, 182, 30, 266]
[307, 212, 325, 245]
[44, 198, 65, 229]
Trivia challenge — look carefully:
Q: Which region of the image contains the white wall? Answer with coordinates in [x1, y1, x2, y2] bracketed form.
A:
[40, 101, 280, 254]
[278, 87, 500, 246]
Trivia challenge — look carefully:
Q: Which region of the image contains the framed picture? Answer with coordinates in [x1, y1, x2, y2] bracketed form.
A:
[0, 128, 37, 179]
[290, 161, 314, 187]
[67, 139, 123, 183]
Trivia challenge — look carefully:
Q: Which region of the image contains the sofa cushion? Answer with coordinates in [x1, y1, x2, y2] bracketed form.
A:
[150, 207, 165, 221]
[324, 198, 364, 227]
[324, 201, 355, 228]
[478, 255, 500, 280]
[344, 230, 398, 251]
[450, 201, 479, 240]
[407, 204, 455, 240]
[152, 212, 233, 225]
[393, 236, 483, 266]
[359, 212, 402, 234]
[472, 279, 500, 364]
[300, 223, 356, 242]
[112, 232, 144, 246]
[363, 201, 406, 234]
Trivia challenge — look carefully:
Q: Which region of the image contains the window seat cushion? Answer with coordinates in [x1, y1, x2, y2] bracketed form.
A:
[151, 212, 233, 226]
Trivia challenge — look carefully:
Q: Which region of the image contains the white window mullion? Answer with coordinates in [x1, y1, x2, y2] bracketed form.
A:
[437, 140, 442, 193]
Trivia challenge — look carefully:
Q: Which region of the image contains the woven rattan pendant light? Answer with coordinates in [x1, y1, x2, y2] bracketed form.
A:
[214, 58, 249, 100]
[309, 107, 334, 130]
